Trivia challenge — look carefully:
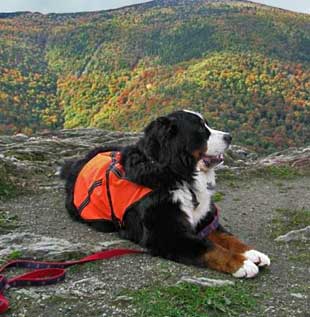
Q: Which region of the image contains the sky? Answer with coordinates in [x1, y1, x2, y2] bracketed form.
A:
[0, 0, 308, 14]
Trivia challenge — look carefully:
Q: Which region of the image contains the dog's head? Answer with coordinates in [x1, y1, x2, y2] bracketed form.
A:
[142, 110, 231, 176]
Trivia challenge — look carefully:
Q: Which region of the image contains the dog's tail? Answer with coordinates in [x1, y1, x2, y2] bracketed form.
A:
[59, 159, 82, 221]
[60, 160, 75, 180]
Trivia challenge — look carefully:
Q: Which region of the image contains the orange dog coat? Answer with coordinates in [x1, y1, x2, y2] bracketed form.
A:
[73, 152, 152, 225]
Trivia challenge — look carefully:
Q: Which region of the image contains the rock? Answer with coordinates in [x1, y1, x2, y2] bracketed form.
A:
[0, 129, 141, 190]
[275, 226, 310, 242]
[1, 129, 309, 189]
[177, 276, 234, 287]
[290, 293, 308, 299]
[224, 145, 256, 167]
[0, 232, 126, 260]
[97, 240, 127, 248]
[113, 295, 134, 303]
[259, 147, 310, 169]
[14, 133, 29, 141]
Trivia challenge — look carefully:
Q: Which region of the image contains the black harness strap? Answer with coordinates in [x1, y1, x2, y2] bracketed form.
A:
[77, 179, 103, 214]
[105, 152, 121, 229]
[76, 151, 127, 228]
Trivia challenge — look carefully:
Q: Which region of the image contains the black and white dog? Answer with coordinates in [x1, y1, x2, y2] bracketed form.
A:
[62, 110, 270, 278]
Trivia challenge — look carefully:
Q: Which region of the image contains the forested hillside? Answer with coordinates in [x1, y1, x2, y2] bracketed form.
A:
[0, 0, 309, 152]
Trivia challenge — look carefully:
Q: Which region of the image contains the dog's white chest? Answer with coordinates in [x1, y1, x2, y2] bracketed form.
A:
[171, 169, 216, 228]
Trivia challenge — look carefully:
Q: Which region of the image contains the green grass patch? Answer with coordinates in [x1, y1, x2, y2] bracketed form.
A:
[272, 208, 310, 265]
[217, 165, 306, 186]
[213, 192, 225, 203]
[7, 249, 23, 260]
[289, 252, 310, 266]
[0, 163, 18, 200]
[250, 165, 302, 179]
[5, 150, 47, 162]
[217, 169, 239, 182]
[124, 283, 257, 317]
[0, 249, 23, 266]
[0, 211, 19, 233]
[0, 177, 16, 199]
[218, 165, 305, 184]
[271, 208, 310, 239]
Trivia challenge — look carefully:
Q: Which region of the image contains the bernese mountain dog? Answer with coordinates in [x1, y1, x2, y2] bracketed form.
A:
[61, 110, 270, 278]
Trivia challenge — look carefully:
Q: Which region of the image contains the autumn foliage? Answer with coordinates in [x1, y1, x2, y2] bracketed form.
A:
[0, 0, 309, 152]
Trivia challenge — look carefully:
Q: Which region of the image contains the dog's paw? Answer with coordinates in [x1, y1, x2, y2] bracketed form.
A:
[232, 260, 259, 278]
[244, 250, 270, 267]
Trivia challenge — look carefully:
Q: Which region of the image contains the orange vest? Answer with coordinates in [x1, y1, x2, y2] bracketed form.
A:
[73, 151, 152, 225]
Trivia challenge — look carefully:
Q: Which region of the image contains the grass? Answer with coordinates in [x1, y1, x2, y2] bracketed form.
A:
[0, 163, 18, 200]
[213, 192, 225, 203]
[0, 177, 16, 199]
[123, 283, 257, 317]
[5, 150, 47, 162]
[271, 208, 310, 239]
[289, 252, 310, 266]
[248, 165, 303, 179]
[217, 169, 239, 182]
[0, 249, 23, 266]
[218, 165, 305, 184]
[7, 249, 23, 260]
[272, 208, 310, 265]
[0, 210, 19, 233]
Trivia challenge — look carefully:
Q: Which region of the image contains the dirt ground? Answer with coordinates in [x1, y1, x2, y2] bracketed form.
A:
[1, 172, 310, 316]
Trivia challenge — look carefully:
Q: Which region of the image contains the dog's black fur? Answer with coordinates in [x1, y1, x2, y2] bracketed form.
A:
[61, 110, 227, 266]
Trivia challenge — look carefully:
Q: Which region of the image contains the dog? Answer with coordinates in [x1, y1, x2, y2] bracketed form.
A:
[61, 110, 270, 278]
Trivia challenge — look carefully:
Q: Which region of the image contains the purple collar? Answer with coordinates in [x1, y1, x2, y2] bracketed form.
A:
[197, 204, 220, 238]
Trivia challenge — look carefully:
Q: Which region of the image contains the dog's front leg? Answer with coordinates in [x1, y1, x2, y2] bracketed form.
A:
[207, 228, 270, 268]
[202, 241, 259, 278]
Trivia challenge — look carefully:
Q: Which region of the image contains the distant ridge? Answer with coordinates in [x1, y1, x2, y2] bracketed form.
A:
[0, 11, 30, 18]
[0, 0, 306, 17]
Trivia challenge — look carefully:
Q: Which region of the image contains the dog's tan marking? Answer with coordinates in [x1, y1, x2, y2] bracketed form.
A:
[202, 244, 246, 273]
[197, 160, 209, 172]
[192, 149, 204, 161]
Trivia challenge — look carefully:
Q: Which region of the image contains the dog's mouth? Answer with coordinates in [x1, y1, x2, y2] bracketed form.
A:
[201, 153, 224, 167]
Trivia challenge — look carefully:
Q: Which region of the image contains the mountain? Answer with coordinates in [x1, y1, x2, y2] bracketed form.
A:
[0, 0, 309, 152]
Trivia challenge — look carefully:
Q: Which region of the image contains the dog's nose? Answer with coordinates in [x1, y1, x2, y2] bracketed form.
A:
[223, 134, 232, 144]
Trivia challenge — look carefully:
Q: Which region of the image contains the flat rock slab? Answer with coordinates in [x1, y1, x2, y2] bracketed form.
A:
[0, 232, 128, 260]
[178, 276, 235, 287]
[275, 226, 310, 242]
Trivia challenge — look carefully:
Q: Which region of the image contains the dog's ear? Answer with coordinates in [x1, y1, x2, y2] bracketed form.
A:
[144, 116, 178, 139]
[143, 116, 178, 164]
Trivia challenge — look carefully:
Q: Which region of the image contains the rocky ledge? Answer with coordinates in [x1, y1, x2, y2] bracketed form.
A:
[1, 128, 309, 189]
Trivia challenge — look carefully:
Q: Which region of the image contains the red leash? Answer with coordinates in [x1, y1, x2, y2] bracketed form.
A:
[0, 248, 143, 314]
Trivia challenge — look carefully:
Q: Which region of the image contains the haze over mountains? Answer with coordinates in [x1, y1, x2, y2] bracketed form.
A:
[0, 0, 309, 152]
